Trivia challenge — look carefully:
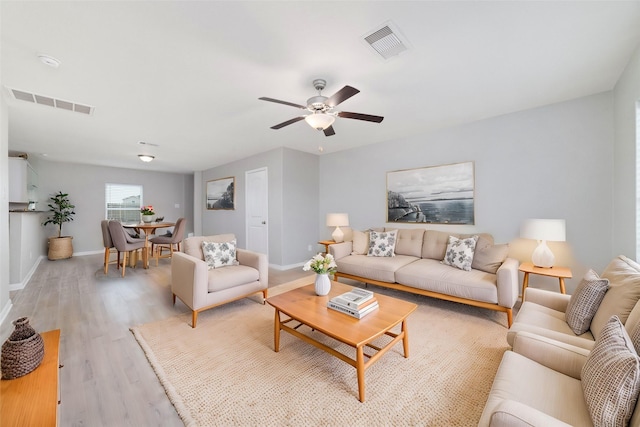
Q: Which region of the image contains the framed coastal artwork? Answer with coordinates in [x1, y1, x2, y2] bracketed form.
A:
[206, 177, 235, 210]
[386, 161, 475, 224]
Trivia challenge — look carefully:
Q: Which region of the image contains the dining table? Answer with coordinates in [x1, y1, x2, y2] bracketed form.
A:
[123, 221, 175, 268]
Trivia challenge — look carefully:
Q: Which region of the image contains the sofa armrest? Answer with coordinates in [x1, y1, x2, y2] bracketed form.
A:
[329, 241, 353, 260]
[237, 249, 268, 289]
[512, 331, 589, 379]
[525, 287, 571, 313]
[171, 252, 209, 310]
[488, 400, 572, 427]
[496, 258, 520, 308]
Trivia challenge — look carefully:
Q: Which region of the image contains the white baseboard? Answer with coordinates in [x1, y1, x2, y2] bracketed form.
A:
[270, 261, 305, 271]
[0, 298, 13, 326]
[9, 255, 45, 291]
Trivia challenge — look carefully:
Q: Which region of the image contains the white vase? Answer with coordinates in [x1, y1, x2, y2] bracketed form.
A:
[314, 273, 331, 296]
[141, 214, 155, 223]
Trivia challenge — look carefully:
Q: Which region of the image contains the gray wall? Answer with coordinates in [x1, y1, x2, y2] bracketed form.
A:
[35, 160, 194, 254]
[319, 92, 615, 293]
[614, 44, 640, 259]
[201, 147, 319, 268]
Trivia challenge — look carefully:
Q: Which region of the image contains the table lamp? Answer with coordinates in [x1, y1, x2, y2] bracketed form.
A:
[520, 219, 566, 268]
[326, 213, 349, 243]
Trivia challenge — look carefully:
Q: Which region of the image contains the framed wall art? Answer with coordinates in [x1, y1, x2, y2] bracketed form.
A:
[206, 177, 235, 210]
[386, 161, 474, 224]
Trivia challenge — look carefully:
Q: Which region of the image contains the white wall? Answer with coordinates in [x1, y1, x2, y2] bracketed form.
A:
[1, 70, 13, 325]
[320, 92, 615, 293]
[614, 44, 640, 259]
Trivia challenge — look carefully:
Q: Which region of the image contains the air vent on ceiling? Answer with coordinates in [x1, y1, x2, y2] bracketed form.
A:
[363, 21, 410, 60]
[6, 87, 94, 115]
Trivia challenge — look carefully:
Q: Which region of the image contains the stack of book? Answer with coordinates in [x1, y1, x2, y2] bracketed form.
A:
[327, 288, 379, 319]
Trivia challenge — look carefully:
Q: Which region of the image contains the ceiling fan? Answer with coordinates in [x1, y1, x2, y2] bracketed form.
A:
[259, 79, 384, 137]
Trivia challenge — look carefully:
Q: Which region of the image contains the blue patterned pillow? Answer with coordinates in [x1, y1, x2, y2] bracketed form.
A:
[202, 239, 238, 269]
[367, 230, 398, 257]
[442, 235, 479, 271]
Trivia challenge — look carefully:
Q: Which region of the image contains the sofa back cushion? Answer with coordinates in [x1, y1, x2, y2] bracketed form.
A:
[183, 234, 236, 260]
[591, 256, 640, 341]
[394, 228, 425, 257]
[422, 230, 455, 260]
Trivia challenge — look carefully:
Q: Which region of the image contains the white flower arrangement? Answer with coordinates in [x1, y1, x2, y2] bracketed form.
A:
[303, 253, 337, 275]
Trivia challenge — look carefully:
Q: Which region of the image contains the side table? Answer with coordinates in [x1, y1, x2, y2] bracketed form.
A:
[519, 262, 572, 301]
[318, 240, 336, 254]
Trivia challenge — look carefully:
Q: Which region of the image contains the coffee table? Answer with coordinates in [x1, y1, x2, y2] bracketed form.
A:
[266, 281, 417, 402]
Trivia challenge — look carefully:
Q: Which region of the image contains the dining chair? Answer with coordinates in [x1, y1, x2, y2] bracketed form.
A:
[101, 220, 120, 274]
[150, 217, 186, 266]
[107, 221, 146, 277]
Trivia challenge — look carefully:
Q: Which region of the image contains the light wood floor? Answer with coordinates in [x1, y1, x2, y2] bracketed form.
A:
[1, 254, 310, 426]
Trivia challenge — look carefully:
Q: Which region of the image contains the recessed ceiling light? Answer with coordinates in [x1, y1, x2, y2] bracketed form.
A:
[138, 154, 155, 162]
[37, 54, 61, 68]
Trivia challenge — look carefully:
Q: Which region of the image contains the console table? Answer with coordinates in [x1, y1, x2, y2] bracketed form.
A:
[1, 329, 61, 426]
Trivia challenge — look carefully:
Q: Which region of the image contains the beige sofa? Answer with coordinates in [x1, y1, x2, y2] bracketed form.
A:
[507, 255, 640, 349]
[171, 234, 268, 328]
[329, 228, 519, 326]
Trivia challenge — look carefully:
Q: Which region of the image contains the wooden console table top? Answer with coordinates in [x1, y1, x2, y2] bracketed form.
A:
[1, 329, 61, 427]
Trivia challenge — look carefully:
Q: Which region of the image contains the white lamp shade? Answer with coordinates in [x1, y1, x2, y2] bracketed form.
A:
[520, 219, 566, 242]
[326, 213, 349, 227]
[305, 113, 335, 130]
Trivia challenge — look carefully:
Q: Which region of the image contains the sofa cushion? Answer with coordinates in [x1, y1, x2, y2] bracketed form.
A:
[442, 235, 478, 271]
[591, 256, 640, 341]
[472, 239, 509, 275]
[479, 351, 591, 426]
[351, 230, 369, 255]
[565, 269, 609, 335]
[207, 264, 259, 292]
[422, 230, 455, 260]
[582, 315, 640, 427]
[394, 228, 425, 257]
[395, 258, 499, 304]
[336, 254, 418, 283]
[202, 239, 239, 269]
[367, 230, 398, 257]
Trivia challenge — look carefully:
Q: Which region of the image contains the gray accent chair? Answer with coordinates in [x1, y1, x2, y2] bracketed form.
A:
[171, 234, 268, 328]
[107, 221, 146, 277]
[150, 217, 186, 266]
[101, 220, 119, 274]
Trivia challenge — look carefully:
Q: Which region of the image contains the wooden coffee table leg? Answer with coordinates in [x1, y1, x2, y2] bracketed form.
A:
[356, 345, 366, 402]
[402, 319, 410, 358]
[273, 309, 281, 352]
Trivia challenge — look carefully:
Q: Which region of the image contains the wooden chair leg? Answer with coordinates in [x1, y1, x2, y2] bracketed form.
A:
[104, 248, 110, 274]
[121, 252, 127, 277]
[192, 311, 198, 328]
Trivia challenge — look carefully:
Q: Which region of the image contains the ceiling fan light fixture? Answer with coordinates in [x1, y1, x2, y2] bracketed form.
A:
[138, 154, 155, 162]
[305, 113, 335, 130]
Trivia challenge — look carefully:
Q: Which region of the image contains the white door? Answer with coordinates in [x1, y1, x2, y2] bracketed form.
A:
[245, 167, 268, 255]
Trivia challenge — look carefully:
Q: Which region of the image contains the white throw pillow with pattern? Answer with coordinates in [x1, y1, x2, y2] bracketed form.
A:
[442, 235, 478, 271]
[202, 239, 238, 269]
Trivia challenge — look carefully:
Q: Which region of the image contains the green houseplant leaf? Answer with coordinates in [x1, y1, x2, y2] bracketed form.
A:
[43, 191, 76, 238]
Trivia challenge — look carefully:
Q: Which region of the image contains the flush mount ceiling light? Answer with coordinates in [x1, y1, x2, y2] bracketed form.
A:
[38, 54, 61, 68]
[138, 154, 155, 162]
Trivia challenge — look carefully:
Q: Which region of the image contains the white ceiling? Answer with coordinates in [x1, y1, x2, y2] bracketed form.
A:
[3, 1, 640, 174]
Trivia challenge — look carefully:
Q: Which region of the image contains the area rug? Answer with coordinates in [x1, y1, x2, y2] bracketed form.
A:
[131, 276, 510, 426]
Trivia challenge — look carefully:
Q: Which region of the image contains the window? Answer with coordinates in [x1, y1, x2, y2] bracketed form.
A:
[105, 183, 143, 222]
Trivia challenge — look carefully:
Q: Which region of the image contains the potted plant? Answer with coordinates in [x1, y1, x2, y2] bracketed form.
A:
[140, 205, 156, 223]
[43, 191, 75, 260]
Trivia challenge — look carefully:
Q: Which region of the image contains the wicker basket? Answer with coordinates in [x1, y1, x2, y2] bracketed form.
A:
[48, 236, 73, 260]
[1, 317, 45, 380]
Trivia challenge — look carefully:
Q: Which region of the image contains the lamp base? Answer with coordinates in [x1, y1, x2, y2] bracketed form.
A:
[531, 240, 555, 268]
[332, 226, 345, 243]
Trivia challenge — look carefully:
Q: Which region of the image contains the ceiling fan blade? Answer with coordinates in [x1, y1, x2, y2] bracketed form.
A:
[325, 86, 360, 107]
[338, 111, 384, 123]
[259, 97, 306, 109]
[323, 125, 336, 137]
[270, 116, 305, 129]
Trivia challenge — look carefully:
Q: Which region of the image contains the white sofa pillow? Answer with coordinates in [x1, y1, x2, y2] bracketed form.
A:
[367, 230, 398, 257]
[202, 239, 239, 269]
[351, 230, 370, 255]
[442, 235, 478, 271]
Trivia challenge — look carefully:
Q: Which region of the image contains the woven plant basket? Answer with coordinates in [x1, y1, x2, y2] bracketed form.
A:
[48, 236, 73, 260]
[1, 317, 45, 380]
